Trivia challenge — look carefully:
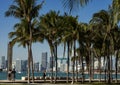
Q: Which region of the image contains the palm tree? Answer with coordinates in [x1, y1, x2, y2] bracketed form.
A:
[62, 15, 78, 84]
[90, 5, 119, 83]
[110, 26, 120, 83]
[91, 10, 111, 83]
[90, 18, 107, 81]
[62, 0, 90, 12]
[5, 0, 44, 83]
[39, 10, 62, 83]
[9, 19, 42, 82]
[61, 14, 78, 83]
[9, 19, 30, 81]
[7, 41, 13, 80]
[112, 0, 120, 26]
[77, 22, 88, 83]
[110, 1, 120, 83]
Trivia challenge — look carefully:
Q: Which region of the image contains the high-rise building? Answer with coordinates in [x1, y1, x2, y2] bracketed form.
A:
[21, 60, 28, 72]
[0, 56, 5, 69]
[5, 60, 8, 69]
[49, 56, 55, 69]
[41, 52, 47, 72]
[34, 62, 39, 72]
[15, 59, 22, 73]
[57, 58, 67, 72]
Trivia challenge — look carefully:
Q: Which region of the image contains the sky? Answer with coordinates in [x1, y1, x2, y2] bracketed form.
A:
[0, 0, 112, 63]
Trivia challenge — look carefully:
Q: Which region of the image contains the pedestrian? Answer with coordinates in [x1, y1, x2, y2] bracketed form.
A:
[12, 68, 16, 81]
[8, 69, 12, 80]
[43, 71, 46, 82]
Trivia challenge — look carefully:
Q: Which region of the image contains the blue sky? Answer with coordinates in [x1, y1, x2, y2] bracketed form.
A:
[0, 0, 112, 63]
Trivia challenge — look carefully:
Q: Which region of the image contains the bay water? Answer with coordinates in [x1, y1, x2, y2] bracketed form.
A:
[0, 72, 120, 80]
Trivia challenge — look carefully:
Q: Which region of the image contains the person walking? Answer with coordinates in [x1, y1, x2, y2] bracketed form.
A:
[12, 68, 16, 81]
[43, 72, 46, 82]
[8, 69, 12, 80]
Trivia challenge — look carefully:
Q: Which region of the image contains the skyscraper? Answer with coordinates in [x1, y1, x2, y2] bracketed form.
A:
[34, 62, 39, 72]
[0, 56, 5, 69]
[50, 56, 55, 69]
[41, 52, 47, 72]
[21, 60, 28, 72]
[16, 59, 22, 73]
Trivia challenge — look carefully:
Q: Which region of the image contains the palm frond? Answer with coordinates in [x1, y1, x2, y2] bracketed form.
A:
[62, 0, 90, 13]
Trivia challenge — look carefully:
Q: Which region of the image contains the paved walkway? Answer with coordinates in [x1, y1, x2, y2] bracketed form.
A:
[0, 79, 119, 84]
[0, 80, 83, 85]
[0, 79, 70, 83]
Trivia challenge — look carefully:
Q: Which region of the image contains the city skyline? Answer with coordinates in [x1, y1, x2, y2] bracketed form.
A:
[0, 0, 112, 63]
[0, 55, 117, 73]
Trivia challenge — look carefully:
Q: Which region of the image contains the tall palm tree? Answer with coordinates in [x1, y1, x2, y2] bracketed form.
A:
[62, 0, 90, 12]
[61, 14, 78, 83]
[110, 0, 120, 82]
[90, 18, 106, 82]
[112, 0, 120, 26]
[39, 10, 62, 83]
[90, 6, 118, 83]
[77, 22, 88, 83]
[62, 15, 78, 84]
[9, 19, 42, 82]
[5, 0, 44, 83]
[7, 41, 13, 80]
[110, 26, 120, 83]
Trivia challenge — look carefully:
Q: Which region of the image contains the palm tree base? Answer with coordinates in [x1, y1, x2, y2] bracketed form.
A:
[27, 80, 30, 84]
[115, 80, 117, 83]
[71, 81, 74, 84]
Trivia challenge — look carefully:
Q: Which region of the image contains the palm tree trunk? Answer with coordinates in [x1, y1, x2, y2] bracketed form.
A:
[76, 58, 78, 82]
[50, 45, 54, 83]
[110, 54, 113, 83]
[105, 56, 107, 83]
[67, 42, 70, 83]
[55, 43, 57, 83]
[89, 48, 92, 83]
[31, 57, 34, 83]
[72, 40, 76, 84]
[51, 51, 54, 83]
[27, 44, 30, 83]
[91, 50, 94, 80]
[93, 48, 98, 82]
[7, 42, 13, 80]
[103, 55, 106, 82]
[107, 40, 111, 84]
[98, 56, 101, 82]
[49, 43, 55, 83]
[92, 52, 94, 81]
[115, 50, 118, 83]
[81, 55, 84, 83]
[28, 17, 32, 84]
[30, 48, 34, 83]
[107, 54, 111, 83]
[72, 61, 74, 84]
[51, 55, 53, 83]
